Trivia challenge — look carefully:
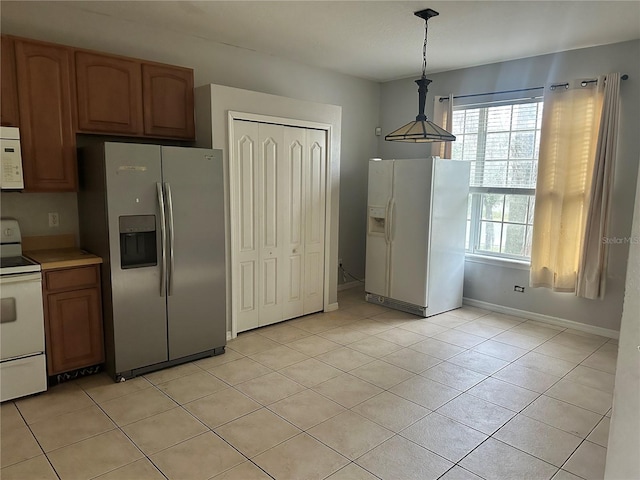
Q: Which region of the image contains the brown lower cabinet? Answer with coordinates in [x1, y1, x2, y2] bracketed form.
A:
[43, 265, 105, 375]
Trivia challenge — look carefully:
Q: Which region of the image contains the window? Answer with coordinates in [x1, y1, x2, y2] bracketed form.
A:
[451, 99, 544, 261]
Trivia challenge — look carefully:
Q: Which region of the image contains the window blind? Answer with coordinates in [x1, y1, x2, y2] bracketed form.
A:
[451, 100, 543, 191]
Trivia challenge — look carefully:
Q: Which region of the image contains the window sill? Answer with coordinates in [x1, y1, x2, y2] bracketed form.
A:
[465, 253, 531, 271]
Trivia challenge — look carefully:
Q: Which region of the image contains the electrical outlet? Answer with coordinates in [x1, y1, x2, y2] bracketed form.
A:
[48, 212, 59, 228]
[514, 285, 525, 293]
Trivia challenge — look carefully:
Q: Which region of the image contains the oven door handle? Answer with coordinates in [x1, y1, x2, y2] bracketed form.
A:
[0, 273, 42, 285]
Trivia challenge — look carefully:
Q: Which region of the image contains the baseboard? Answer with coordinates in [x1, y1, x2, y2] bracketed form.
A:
[462, 297, 620, 339]
[226, 331, 232, 341]
[325, 302, 339, 312]
[338, 281, 362, 291]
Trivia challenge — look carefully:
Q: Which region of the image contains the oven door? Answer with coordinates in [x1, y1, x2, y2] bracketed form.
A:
[0, 272, 45, 360]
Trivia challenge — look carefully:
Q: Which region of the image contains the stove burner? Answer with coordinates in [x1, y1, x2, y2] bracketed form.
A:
[0, 255, 41, 275]
[1, 256, 37, 269]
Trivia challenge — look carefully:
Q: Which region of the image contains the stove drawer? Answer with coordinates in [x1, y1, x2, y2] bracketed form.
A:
[0, 354, 47, 402]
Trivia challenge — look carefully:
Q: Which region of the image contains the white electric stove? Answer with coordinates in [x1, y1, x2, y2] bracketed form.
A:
[0, 218, 47, 402]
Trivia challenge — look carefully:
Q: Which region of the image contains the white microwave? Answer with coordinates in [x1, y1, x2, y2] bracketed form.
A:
[0, 127, 24, 190]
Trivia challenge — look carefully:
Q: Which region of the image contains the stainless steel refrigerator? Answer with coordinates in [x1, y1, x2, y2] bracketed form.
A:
[365, 157, 470, 317]
[78, 142, 226, 380]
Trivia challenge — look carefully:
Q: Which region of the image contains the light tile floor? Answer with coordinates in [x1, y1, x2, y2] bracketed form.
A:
[1, 286, 618, 480]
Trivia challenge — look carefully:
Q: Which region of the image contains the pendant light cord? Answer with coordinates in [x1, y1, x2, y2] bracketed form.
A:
[422, 19, 428, 78]
[385, 8, 456, 143]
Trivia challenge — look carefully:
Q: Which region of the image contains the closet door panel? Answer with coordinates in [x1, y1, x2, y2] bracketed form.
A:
[304, 129, 327, 314]
[282, 127, 305, 320]
[258, 123, 285, 326]
[233, 120, 260, 332]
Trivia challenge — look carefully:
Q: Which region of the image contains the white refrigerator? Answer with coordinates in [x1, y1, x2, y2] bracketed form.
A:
[365, 157, 470, 316]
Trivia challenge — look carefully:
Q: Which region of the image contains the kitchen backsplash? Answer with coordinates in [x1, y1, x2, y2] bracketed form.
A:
[0, 192, 79, 239]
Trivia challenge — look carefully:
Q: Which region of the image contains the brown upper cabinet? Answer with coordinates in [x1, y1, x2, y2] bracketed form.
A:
[75, 51, 143, 135]
[3, 34, 196, 192]
[75, 52, 194, 139]
[142, 63, 195, 139]
[1, 36, 20, 127]
[14, 38, 77, 192]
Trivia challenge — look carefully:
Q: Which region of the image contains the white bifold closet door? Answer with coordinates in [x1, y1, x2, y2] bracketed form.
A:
[232, 120, 326, 332]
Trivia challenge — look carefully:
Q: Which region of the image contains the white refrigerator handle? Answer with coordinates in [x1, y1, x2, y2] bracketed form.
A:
[387, 198, 396, 243]
[164, 182, 176, 296]
[156, 182, 167, 297]
[384, 198, 391, 244]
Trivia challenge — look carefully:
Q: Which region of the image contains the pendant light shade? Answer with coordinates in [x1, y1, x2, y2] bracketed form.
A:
[386, 9, 455, 144]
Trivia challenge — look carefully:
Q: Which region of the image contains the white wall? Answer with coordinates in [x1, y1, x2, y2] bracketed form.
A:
[605, 158, 640, 479]
[0, 192, 78, 238]
[0, 1, 379, 281]
[380, 40, 640, 332]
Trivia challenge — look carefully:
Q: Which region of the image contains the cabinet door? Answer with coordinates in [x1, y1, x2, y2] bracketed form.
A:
[46, 287, 104, 375]
[15, 40, 77, 191]
[1, 36, 20, 127]
[142, 63, 194, 139]
[75, 51, 143, 135]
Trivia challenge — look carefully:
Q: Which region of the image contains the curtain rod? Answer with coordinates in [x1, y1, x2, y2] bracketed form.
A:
[439, 74, 629, 102]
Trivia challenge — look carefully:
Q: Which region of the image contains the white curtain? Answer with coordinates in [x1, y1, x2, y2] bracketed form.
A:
[431, 94, 453, 158]
[577, 73, 622, 299]
[530, 77, 605, 292]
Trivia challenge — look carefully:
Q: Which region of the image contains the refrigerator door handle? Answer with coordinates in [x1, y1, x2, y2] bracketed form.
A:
[387, 198, 396, 243]
[165, 182, 176, 296]
[384, 198, 392, 244]
[157, 182, 167, 297]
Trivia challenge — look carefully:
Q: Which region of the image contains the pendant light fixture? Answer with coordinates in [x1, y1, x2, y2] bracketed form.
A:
[385, 8, 456, 143]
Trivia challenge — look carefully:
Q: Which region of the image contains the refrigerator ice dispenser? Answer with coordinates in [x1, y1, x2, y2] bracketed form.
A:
[119, 215, 157, 269]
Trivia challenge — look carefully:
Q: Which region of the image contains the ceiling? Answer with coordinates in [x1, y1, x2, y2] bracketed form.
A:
[19, 1, 640, 82]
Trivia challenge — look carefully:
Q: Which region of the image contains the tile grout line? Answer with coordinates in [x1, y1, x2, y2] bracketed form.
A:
[453, 435, 560, 479]
[300, 310, 610, 476]
[90, 377, 261, 480]
[147, 365, 361, 480]
[241, 307, 611, 445]
[9, 400, 63, 479]
[206, 344, 463, 479]
[86, 382, 169, 480]
[138, 372, 271, 480]
[132, 327, 597, 478]
[8, 297, 612, 480]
